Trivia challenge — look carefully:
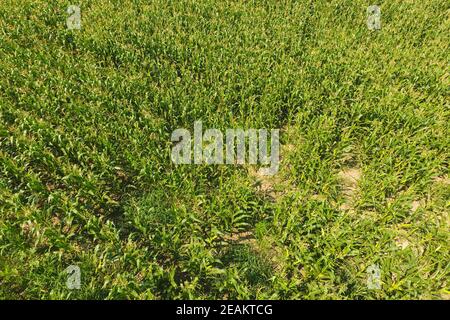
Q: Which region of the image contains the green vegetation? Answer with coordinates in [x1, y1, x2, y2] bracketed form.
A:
[0, 0, 448, 299]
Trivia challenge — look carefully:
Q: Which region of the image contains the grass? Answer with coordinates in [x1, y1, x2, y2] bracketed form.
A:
[0, 0, 448, 299]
